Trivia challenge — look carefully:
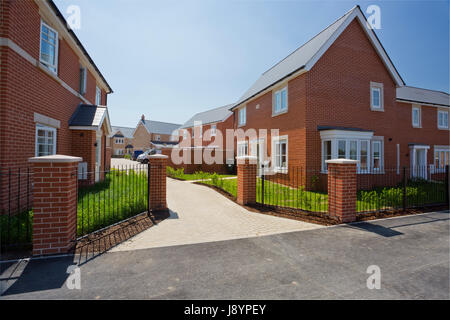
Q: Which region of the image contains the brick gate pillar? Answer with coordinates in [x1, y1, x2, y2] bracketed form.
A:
[236, 156, 257, 206]
[326, 159, 358, 223]
[148, 154, 168, 211]
[29, 155, 82, 256]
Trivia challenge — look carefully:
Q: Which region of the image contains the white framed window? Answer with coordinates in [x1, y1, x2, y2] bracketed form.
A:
[40, 21, 58, 74]
[372, 140, 383, 171]
[273, 86, 288, 115]
[237, 141, 248, 157]
[412, 105, 421, 127]
[115, 138, 124, 144]
[95, 86, 101, 105]
[183, 130, 188, 140]
[322, 140, 332, 171]
[370, 82, 384, 111]
[438, 110, 449, 129]
[320, 130, 375, 173]
[210, 124, 217, 136]
[35, 124, 57, 157]
[360, 140, 370, 172]
[434, 146, 449, 172]
[115, 149, 124, 156]
[272, 136, 288, 173]
[80, 66, 87, 95]
[238, 106, 246, 126]
[155, 135, 161, 141]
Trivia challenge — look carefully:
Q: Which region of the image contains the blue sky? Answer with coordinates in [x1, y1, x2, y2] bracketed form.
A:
[54, 0, 449, 128]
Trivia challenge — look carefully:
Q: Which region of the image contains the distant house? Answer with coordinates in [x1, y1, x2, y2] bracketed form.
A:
[173, 104, 234, 173]
[133, 115, 180, 152]
[111, 126, 135, 157]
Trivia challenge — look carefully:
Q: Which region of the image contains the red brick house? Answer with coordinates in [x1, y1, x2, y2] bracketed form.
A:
[174, 104, 234, 173]
[0, 0, 113, 212]
[230, 6, 449, 184]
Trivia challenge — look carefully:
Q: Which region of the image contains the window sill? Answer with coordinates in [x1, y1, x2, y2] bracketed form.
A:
[321, 170, 385, 174]
[272, 109, 288, 117]
[412, 126, 421, 128]
[437, 127, 449, 130]
[274, 168, 288, 174]
[370, 107, 384, 112]
[238, 123, 246, 128]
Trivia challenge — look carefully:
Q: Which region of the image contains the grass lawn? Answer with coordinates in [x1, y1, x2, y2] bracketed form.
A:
[77, 168, 148, 236]
[199, 176, 446, 213]
[1, 169, 148, 247]
[166, 166, 235, 181]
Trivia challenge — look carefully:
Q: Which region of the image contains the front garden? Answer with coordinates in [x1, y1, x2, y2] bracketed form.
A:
[199, 175, 447, 213]
[166, 166, 235, 181]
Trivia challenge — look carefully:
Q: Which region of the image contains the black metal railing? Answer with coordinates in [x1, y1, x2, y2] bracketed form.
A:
[257, 166, 328, 213]
[356, 165, 448, 213]
[0, 168, 33, 253]
[77, 164, 149, 238]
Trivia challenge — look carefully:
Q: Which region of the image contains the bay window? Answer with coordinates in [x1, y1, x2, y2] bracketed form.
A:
[338, 140, 346, 159]
[237, 141, 248, 157]
[35, 124, 57, 157]
[360, 141, 369, 171]
[372, 141, 382, 171]
[322, 140, 332, 171]
[319, 129, 381, 173]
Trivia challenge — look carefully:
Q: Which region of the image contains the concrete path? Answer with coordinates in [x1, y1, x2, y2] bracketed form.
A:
[110, 178, 321, 252]
[2, 211, 448, 299]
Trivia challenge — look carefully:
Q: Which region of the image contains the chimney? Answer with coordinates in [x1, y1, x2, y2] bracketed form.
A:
[141, 114, 145, 121]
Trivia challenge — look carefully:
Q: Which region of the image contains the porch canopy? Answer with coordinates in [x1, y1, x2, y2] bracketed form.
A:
[69, 104, 112, 135]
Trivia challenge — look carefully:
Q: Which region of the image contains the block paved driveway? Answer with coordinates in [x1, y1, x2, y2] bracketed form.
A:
[1, 211, 448, 299]
[110, 177, 321, 252]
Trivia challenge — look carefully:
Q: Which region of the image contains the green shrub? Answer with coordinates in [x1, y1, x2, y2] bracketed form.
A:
[124, 154, 131, 160]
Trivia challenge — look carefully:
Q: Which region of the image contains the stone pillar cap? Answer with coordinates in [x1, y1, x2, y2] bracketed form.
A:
[325, 159, 359, 164]
[29, 155, 83, 163]
[236, 156, 258, 160]
[148, 154, 168, 159]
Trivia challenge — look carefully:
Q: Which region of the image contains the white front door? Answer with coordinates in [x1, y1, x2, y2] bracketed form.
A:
[95, 136, 101, 182]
